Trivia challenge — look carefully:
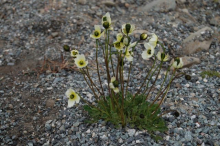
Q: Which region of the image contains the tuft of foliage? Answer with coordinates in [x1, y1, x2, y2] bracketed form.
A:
[200, 70, 220, 78]
[83, 93, 168, 136]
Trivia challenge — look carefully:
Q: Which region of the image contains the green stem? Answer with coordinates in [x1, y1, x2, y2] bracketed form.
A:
[150, 71, 184, 107]
[85, 67, 102, 97]
[145, 61, 163, 101]
[157, 41, 166, 53]
[95, 40, 105, 96]
[154, 65, 171, 101]
[109, 45, 115, 77]
[141, 57, 160, 96]
[79, 95, 110, 116]
[81, 69, 99, 100]
[150, 70, 176, 118]
[125, 62, 132, 97]
[133, 56, 157, 99]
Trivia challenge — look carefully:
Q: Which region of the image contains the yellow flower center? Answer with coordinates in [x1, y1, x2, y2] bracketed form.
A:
[103, 22, 110, 29]
[115, 42, 120, 47]
[70, 94, 75, 99]
[72, 51, 78, 56]
[113, 80, 119, 87]
[94, 31, 99, 36]
[147, 49, 151, 55]
[79, 61, 84, 66]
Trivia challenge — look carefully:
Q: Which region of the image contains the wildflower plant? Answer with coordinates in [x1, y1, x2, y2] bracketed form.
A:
[65, 13, 187, 139]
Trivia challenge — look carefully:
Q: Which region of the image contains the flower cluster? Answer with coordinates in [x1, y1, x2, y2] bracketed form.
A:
[62, 13, 186, 135]
[64, 12, 184, 107]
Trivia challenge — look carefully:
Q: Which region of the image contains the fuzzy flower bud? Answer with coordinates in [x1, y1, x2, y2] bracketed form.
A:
[103, 21, 110, 29]
[185, 75, 191, 80]
[63, 45, 70, 52]
[140, 33, 148, 40]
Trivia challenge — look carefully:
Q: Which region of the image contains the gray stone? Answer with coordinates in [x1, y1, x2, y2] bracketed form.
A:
[184, 131, 192, 141]
[182, 27, 213, 55]
[126, 129, 136, 137]
[182, 57, 201, 68]
[138, 0, 176, 12]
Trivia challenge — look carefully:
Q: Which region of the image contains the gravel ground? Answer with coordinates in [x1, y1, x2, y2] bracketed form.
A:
[0, 0, 220, 145]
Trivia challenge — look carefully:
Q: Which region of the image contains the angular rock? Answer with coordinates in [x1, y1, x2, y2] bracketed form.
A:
[138, 0, 176, 12]
[182, 27, 213, 55]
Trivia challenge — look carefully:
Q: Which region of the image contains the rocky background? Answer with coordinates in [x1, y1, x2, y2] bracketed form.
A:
[0, 0, 219, 146]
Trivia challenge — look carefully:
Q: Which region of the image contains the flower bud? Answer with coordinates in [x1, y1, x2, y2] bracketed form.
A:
[63, 45, 70, 52]
[125, 24, 131, 34]
[140, 33, 148, 40]
[185, 75, 191, 80]
[103, 21, 110, 29]
[161, 53, 165, 60]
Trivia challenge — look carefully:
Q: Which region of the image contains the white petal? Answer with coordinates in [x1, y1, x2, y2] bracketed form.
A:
[94, 25, 101, 33]
[65, 88, 74, 98]
[172, 62, 177, 68]
[131, 24, 135, 32]
[75, 54, 85, 60]
[109, 83, 114, 89]
[150, 34, 158, 42]
[68, 99, 75, 108]
[142, 50, 148, 60]
[144, 43, 152, 50]
[106, 12, 111, 23]
[111, 77, 116, 83]
[156, 52, 162, 61]
[179, 58, 184, 68]
[122, 24, 126, 29]
[126, 55, 133, 62]
[117, 33, 123, 41]
[90, 34, 97, 39]
[75, 95, 80, 103]
[113, 87, 119, 93]
[128, 41, 137, 49]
